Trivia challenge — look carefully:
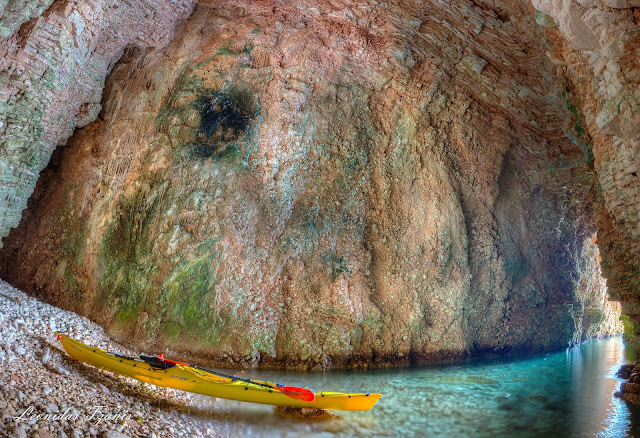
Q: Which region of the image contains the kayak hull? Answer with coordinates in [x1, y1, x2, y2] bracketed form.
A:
[58, 334, 381, 411]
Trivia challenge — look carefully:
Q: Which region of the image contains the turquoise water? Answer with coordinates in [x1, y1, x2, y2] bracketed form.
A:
[192, 336, 640, 437]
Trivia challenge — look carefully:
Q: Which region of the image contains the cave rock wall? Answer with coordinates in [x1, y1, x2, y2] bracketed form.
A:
[0, 0, 623, 366]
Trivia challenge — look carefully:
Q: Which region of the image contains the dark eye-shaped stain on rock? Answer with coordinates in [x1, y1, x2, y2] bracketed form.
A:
[194, 87, 258, 159]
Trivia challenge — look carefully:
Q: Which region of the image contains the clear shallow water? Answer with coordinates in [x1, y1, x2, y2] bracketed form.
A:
[191, 336, 640, 437]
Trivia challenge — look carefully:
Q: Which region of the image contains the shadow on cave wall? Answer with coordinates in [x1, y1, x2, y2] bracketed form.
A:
[192, 87, 258, 160]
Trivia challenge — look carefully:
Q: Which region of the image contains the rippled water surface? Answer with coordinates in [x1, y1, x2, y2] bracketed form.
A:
[192, 336, 640, 437]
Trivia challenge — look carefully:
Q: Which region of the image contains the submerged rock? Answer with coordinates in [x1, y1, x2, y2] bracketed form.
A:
[274, 406, 340, 421]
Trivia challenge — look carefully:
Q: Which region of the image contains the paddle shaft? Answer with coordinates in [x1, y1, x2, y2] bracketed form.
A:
[193, 366, 315, 401]
[193, 365, 280, 390]
[141, 354, 282, 390]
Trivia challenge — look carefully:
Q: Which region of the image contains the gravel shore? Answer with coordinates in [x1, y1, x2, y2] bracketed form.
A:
[0, 279, 241, 438]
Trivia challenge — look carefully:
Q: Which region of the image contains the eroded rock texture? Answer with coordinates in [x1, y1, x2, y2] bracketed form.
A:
[532, 0, 640, 342]
[0, 0, 197, 244]
[0, 0, 622, 367]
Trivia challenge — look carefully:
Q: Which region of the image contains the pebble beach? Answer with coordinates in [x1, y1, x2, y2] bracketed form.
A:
[0, 279, 239, 438]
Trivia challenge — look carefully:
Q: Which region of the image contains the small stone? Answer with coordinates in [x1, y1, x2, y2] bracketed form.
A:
[323, 419, 346, 433]
[54, 366, 70, 376]
[14, 346, 26, 356]
[12, 425, 27, 438]
[41, 348, 51, 364]
[47, 403, 59, 413]
[101, 431, 131, 438]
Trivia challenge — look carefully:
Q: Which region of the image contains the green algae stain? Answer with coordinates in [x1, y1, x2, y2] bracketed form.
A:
[620, 314, 637, 343]
[504, 255, 528, 283]
[321, 252, 352, 280]
[101, 184, 166, 262]
[97, 183, 166, 334]
[535, 10, 557, 28]
[564, 92, 586, 137]
[562, 91, 594, 169]
[97, 174, 227, 346]
[161, 246, 224, 344]
[585, 143, 595, 170]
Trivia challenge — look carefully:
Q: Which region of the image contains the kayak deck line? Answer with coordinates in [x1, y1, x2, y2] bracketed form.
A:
[56, 333, 382, 411]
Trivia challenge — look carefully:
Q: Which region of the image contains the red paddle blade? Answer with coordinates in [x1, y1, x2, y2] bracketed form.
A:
[161, 357, 189, 366]
[276, 386, 315, 402]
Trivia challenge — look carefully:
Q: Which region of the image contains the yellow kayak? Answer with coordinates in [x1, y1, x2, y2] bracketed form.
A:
[57, 334, 381, 411]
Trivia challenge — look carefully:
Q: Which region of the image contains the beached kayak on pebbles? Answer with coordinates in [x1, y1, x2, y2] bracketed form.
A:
[57, 333, 381, 411]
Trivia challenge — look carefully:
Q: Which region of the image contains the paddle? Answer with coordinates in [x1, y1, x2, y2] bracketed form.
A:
[141, 353, 315, 402]
[274, 385, 316, 402]
[193, 366, 316, 402]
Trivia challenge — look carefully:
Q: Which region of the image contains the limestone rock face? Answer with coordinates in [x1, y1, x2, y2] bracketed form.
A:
[0, 0, 55, 38]
[531, 0, 640, 342]
[0, 0, 622, 367]
[569, 235, 622, 345]
[0, 0, 197, 245]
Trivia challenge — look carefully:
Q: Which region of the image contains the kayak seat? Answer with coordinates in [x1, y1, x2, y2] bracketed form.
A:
[140, 353, 177, 369]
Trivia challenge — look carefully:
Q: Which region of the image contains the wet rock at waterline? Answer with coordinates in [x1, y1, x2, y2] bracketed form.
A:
[0, 0, 622, 367]
[616, 361, 640, 406]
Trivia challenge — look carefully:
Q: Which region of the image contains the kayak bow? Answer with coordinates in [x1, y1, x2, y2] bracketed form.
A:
[57, 334, 381, 411]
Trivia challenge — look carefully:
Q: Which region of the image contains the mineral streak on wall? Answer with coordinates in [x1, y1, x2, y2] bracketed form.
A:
[0, 0, 625, 367]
